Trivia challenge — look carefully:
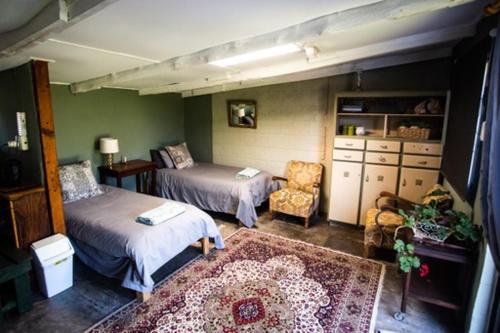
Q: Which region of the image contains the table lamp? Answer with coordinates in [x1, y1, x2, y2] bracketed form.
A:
[99, 138, 119, 169]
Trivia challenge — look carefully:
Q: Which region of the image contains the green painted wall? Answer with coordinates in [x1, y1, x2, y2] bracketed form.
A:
[51, 85, 184, 189]
[0, 62, 43, 186]
[184, 94, 212, 162]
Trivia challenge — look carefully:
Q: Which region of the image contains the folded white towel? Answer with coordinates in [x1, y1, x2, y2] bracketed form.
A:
[236, 167, 261, 179]
[136, 202, 186, 226]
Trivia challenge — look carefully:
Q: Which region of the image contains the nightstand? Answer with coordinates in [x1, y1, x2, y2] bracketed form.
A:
[98, 159, 157, 195]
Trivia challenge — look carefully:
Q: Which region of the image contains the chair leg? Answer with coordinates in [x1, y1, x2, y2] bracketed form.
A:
[304, 217, 310, 229]
[269, 210, 274, 220]
[363, 244, 375, 258]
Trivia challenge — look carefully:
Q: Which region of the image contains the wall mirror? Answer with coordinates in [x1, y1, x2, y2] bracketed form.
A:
[227, 100, 257, 129]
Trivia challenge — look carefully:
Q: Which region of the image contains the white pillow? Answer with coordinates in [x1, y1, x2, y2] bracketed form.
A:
[59, 160, 102, 203]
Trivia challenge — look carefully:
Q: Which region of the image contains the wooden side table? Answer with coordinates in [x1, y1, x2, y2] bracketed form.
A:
[0, 186, 52, 250]
[396, 238, 477, 323]
[98, 159, 157, 194]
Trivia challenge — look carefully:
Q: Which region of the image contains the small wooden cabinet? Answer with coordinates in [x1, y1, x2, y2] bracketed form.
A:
[0, 186, 52, 249]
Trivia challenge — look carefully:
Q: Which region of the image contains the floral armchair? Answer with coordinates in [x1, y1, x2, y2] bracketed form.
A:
[269, 160, 323, 228]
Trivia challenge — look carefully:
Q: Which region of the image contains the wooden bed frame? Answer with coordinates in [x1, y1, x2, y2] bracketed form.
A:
[136, 237, 210, 302]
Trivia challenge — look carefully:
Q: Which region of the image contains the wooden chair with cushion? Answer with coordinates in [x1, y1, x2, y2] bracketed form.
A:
[363, 184, 453, 258]
[269, 160, 323, 228]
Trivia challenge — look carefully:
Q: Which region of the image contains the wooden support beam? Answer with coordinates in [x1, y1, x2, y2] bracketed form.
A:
[70, 0, 476, 94]
[32, 61, 66, 235]
[140, 23, 470, 96]
[0, 0, 116, 56]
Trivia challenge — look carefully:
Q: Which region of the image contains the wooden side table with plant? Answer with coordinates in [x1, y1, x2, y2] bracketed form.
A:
[393, 205, 481, 322]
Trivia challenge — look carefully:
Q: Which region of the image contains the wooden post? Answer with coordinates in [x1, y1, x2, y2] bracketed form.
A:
[32, 61, 66, 235]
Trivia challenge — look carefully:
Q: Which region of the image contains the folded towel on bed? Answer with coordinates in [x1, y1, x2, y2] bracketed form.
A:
[136, 202, 186, 225]
[236, 167, 261, 179]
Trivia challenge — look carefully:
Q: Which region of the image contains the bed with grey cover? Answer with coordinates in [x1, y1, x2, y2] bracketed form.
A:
[64, 185, 224, 295]
[155, 163, 277, 228]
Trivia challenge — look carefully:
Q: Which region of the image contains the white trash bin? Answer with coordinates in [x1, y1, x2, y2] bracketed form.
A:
[31, 234, 75, 298]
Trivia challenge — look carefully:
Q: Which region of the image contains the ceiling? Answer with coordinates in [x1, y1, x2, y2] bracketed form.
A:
[0, 0, 488, 96]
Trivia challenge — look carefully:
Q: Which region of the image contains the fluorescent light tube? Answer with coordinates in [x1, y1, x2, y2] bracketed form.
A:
[210, 43, 301, 67]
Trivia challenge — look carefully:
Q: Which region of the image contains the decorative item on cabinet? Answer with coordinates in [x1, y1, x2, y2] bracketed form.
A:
[0, 186, 51, 249]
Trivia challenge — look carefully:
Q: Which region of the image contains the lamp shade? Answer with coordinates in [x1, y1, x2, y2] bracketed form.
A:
[238, 108, 246, 117]
[99, 138, 119, 154]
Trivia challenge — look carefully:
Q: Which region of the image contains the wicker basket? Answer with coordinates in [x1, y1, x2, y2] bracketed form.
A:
[398, 126, 431, 140]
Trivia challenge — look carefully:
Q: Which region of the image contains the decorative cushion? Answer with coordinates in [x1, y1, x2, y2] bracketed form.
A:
[58, 160, 102, 203]
[149, 149, 166, 169]
[421, 184, 453, 209]
[269, 188, 314, 218]
[286, 161, 323, 194]
[159, 149, 175, 169]
[165, 143, 194, 169]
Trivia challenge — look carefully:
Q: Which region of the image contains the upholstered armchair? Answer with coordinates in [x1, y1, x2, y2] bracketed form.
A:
[363, 184, 453, 258]
[269, 160, 323, 228]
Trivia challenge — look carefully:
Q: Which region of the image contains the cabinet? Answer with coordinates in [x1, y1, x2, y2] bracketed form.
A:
[329, 91, 449, 225]
[398, 168, 439, 203]
[0, 186, 51, 249]
[329, 161, 362, 225]
[359, 165, 399, 225]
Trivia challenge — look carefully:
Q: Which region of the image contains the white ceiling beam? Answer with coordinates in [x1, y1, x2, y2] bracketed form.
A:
[70, 0, 476, 93]
[0, 0, 117, 56]
[178, 47, 453, 97]
[138, 23, 474, 96]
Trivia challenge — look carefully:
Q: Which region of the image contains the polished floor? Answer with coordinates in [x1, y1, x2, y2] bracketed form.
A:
[2, 211, 458, 333]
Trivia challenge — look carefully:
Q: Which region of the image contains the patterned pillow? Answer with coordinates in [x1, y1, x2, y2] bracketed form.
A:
[59, 160, 102, 203]
[165, 143, 194, 169]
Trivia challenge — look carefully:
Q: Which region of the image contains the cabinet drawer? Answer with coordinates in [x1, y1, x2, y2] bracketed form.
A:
[366, 140, 401, 152]
[402, 155, 441, 169]
[334, 138, 365, 150]
[365, 152, 399, 165]
[403, 142, 442, 155]
[333, 149, 364, 162]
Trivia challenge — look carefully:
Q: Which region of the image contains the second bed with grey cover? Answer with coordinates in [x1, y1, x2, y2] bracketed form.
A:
[155, 163, 277, 228]
[64, 185, 224, 293]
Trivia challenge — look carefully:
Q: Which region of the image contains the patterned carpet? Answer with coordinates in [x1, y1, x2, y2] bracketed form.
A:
[88, 229, 385, 333]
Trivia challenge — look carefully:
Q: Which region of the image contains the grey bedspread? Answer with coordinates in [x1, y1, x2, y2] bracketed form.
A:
[64, 185, 224, 292]
[155, 163, 278, 227]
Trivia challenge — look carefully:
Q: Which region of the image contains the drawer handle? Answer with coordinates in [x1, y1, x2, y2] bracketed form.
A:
[418, 161, 428, 165]
[365, 175, 369, 182]
[402, 178, 407, 187]
[345, 143, 354, 147]
[378, 156, 387, 162]
[344, 155, 352, 159]
[380, 145, 388, 149]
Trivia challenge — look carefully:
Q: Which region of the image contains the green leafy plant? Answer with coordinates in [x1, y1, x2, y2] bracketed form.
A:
[393, 204, 481, 273]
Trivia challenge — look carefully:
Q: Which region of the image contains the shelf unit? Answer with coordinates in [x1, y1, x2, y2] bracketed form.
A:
[328, 91, 450, 225]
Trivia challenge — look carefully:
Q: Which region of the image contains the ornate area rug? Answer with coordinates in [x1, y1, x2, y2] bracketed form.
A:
[88, 229, 385, 333]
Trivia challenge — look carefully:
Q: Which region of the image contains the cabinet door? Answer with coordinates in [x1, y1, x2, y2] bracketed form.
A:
[329, 161, 362, 225]
[398, 168, 439, 203]
[359, 164, 399, 225]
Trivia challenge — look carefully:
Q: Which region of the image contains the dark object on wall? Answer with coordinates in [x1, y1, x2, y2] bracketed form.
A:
[227, 100, 257, 129]
[441, 30, 492, 204]
[0, 186, 51, 249]
[0, 159, 22, 186]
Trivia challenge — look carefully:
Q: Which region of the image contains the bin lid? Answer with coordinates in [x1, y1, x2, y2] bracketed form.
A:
[31, 234, 73, 261]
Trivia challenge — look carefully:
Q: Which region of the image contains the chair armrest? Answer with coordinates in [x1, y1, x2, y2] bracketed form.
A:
[375, 191, 417, 210]
[272, 176, 288, 182]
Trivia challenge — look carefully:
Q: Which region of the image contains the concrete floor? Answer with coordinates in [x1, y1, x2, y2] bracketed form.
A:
[2, 210, 459, 333]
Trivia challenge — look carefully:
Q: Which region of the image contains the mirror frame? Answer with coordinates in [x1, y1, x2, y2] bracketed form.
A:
[227, 100, 257, 129]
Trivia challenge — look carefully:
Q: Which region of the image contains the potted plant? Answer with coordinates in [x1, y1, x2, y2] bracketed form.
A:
[393, 204, 481, 273]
